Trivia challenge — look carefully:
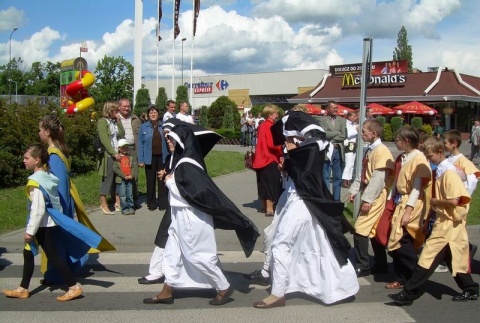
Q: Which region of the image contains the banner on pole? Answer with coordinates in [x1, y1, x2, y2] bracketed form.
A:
[193, 0, 200, 37]
[174, 0, 181, 39]
[157, 0, 162, 41]
[80, 42, 88, 53]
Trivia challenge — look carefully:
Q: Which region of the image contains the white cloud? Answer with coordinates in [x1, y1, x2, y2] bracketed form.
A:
[0, 6, 25, 32]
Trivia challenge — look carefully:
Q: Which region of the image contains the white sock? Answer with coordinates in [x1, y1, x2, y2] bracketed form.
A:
[261, 269, 270, 278]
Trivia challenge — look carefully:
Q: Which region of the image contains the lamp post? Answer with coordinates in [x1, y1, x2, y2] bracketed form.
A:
[8, 79, 18, 103]
[181, 38, 187, 85]
[9, 27, 18, 103]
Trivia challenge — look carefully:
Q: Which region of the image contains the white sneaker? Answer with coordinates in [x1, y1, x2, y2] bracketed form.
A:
[435, 264, 448, 273]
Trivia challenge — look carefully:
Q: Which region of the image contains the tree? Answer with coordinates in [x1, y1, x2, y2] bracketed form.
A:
[90, 55, 133, 106]
[222, 105, 236, 130]
[198, 105, 209, 128]
[175, 85, 190, 107]
[155, 87, 168, 114]
[134, 87, 151, 116]
[393, 26, 413, 72]
[207, 96, 239, 129]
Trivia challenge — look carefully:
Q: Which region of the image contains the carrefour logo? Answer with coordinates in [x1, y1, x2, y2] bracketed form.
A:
[216, 80, 229, 91]
[342, 73, 406, 87]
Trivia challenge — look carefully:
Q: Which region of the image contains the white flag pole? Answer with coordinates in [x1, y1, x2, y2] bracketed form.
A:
[171, 2, 175, 99]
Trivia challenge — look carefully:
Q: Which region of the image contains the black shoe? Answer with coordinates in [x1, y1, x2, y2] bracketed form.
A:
[452, 290, 478, 302]
[355, 267, 371, 278]
[138, 276, 165, 285]
[388, 291, 413, 306]
[143, 296, 174, 304]
[243, 270, 271, 286]
[209, 285, 235, 306]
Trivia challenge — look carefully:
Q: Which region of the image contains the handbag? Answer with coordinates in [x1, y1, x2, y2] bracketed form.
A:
[93, 135, 105, 156]
[375, 154, 402, 246]
[244, 147, 255, 168]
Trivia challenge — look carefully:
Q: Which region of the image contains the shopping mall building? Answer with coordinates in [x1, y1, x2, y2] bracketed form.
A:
[144, 61, 480, 134]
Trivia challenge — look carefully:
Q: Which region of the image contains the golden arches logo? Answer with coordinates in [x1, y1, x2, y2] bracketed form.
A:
[342, 73, 355, 87]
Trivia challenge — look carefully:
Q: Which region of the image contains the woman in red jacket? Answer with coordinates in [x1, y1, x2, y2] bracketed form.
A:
[252, 104, 283, 216]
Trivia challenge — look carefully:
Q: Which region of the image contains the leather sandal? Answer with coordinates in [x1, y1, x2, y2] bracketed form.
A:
[385, 281, 404, 289]
[265, 211, 274, 217]
[253, 296, 286, 309]
[3, 289, 30, 299]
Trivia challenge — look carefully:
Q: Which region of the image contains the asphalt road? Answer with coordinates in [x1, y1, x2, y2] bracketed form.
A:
[1, 143, 479, 322]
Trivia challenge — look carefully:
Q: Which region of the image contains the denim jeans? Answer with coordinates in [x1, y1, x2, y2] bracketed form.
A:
[322, 148, 342, 201]
[117, 180, 134, 212]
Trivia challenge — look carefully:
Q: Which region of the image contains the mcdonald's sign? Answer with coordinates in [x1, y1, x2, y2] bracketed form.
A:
[342, 73, 359, 87]
[342, 73, 406, 88]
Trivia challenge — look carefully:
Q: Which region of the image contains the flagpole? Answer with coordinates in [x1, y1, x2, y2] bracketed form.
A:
[156, 1, 159, 97]
[171, 2, 175, 99]
[190, 0, 194, 113]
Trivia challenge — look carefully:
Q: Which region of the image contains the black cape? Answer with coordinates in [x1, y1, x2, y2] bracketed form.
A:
[168, 125, 260, 257]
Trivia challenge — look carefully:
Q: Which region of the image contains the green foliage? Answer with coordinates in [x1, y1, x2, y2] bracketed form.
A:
[207, 96, 239, 129]
[198, 105, 209, 128]
[250, 105, 265, 117]
[89, 56, 133, 105]
[134, 87, 151, 116]
[376, 116, 386, 127]
[422, 123, 433, 137]
[222, 105, 236, 130]
[382, 123, 393, 142]
[393, 26, 413, 72]
[215, 128, 241, 139]
[411, 117, 423, 129]
[0, 101, 97, 188]
[390, 116, 404, 137]
[155, 87, 168, 115]
[175, 85, 190, 107]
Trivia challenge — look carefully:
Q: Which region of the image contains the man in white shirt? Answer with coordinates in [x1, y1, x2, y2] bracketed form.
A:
[163, 100, 176, 123]
[176, 101, 194, 124]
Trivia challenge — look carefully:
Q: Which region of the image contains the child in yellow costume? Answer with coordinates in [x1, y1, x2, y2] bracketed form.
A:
[349, 120, 394, 277]
[388, 137, 479, 305]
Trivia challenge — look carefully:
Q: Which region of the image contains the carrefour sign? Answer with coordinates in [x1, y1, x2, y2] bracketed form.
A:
[342, 73, 406, 87]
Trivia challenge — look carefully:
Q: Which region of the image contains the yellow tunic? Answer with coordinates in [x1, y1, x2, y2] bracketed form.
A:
[355, 144, 394, 237]
[418, 170, 471, 275]
[388, 152, 431, 251]
[452, 155, 480, 178]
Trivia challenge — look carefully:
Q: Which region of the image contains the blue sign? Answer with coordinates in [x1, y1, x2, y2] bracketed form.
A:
[216, 79, 229, 91]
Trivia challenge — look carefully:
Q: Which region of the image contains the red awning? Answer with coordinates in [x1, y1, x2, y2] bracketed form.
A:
[336, 104, 355, 116]
[392, 101, 438, 115]
[304, 103, 324, 115]
[366, 103, 395, 115]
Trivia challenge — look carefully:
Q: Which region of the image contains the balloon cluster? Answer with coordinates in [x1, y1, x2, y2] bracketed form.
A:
[64, 70, 95, 114]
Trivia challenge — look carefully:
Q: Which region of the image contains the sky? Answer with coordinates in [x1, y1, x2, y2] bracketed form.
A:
[1, 0, 480, 81]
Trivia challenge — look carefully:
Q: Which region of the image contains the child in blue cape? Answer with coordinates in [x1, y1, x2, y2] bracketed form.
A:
[3, 144, 99, 302]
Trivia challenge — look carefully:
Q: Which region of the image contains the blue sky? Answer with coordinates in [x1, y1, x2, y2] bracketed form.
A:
[1, 0, 479, 80]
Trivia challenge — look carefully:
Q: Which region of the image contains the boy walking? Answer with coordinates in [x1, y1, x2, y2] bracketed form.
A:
[113, 139, 138, 215]
[389, 137, 478, 305]
[349, 120, 394, 277]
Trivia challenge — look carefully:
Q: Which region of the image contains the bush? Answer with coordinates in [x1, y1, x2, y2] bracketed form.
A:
[208, 96, 239, 129]
[0, 101, 97, 188]
[198, 105, 209, 128]
[222, 105, 236, 130]
[215, 128, 241, 139]
[382, 123, 393, 142]
[376, 116, 386, 127]
[390, 116, 404, 137]
[411, 117, 423, 129]
[421, 123, 433, 137]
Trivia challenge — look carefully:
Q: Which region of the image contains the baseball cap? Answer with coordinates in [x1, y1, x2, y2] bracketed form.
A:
[118, 139, 129, 147]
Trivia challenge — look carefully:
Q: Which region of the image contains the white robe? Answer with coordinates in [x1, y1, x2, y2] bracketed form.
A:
[163, 173, 229, 290]
[270, 180, 359, 304]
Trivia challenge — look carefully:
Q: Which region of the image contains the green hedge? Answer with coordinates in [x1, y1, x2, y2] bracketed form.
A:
[215, 128, 241, 139]
[0, 99, 97, 188]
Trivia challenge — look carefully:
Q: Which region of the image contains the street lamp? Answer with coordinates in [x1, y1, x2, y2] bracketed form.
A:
[9, 27, 18, 103]
[8, 79, 18, 103]
[181, 38, 187, 85]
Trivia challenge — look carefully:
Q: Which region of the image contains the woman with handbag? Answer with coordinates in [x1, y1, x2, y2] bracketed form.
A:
[386, 126, 431, 290]
[97, 101, 125, 214]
